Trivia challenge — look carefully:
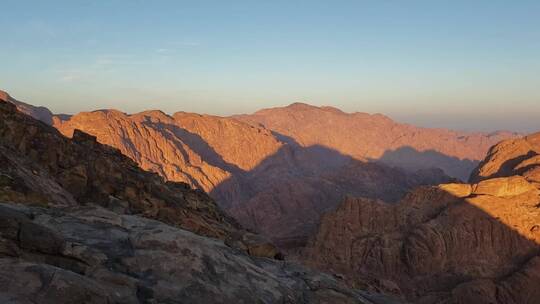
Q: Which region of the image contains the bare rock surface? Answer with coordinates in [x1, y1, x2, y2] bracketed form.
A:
[472, 175, 537, 197]
[0, 203, 394, 304]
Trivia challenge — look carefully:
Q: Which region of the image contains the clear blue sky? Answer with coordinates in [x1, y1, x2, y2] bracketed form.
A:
[1, 1, 539, 132]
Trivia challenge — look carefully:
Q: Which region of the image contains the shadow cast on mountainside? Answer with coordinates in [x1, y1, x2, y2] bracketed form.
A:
[304, 184, 540, 303]
[374, 146, 480, 182]
[140, 120, 244, 175]
[209, 134, 454, 249]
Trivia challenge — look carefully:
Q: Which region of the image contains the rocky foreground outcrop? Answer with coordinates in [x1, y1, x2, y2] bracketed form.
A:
[305, 135, 540, 303]
[0, 94, 402, 303]
[0, 203, 401, 304]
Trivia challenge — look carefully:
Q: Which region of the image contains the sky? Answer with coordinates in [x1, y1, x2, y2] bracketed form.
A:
[1, 0, 539, 132]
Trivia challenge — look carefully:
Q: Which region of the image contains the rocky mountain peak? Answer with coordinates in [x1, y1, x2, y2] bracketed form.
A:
[0, 89, 10, 101]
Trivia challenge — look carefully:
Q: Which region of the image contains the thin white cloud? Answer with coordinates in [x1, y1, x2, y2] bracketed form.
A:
[155, 41, 200, 54]
[54, 51, 174, 83]
[94, 54, 149, 66]
[172, 41, 201, 47]
[59, 74, 81, 82]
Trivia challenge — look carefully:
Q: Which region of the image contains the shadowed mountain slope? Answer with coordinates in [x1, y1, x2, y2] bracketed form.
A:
[217, 144, 452, 248]
[305, 133, 540, 303]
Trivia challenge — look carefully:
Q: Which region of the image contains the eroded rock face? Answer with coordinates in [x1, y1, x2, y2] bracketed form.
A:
[0, 203, 393, 304]
[52, 109, 283, 194]
[305, 151, 540, 303]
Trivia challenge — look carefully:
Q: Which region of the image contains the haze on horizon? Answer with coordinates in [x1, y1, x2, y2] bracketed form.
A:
[1, 0, 539, 133]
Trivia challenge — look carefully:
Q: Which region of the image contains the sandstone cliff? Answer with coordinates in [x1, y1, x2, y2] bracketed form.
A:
[304, 134, 540, 303]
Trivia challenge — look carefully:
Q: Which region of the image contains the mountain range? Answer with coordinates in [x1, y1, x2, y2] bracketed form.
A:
[2, 91, 519, 249]
[2, 90, 539, 304]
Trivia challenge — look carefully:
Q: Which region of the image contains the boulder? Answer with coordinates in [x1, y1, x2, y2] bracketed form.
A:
[472, 176, 537, 197]
[438, 183, 472, 197]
